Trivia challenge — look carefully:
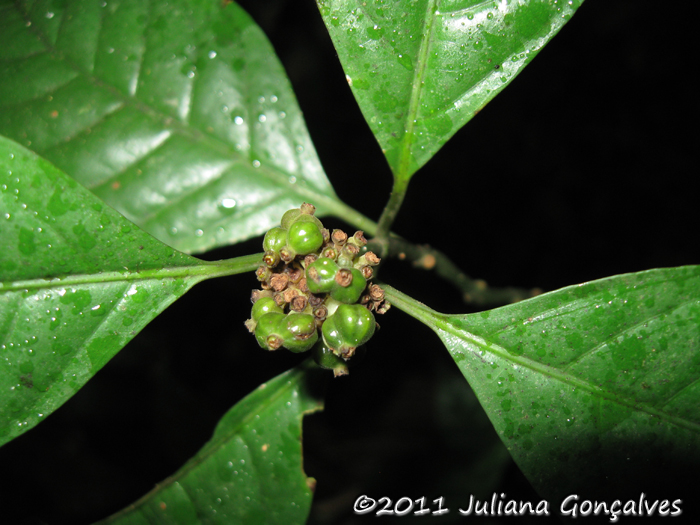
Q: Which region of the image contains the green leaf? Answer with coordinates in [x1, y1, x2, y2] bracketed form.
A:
[317, 0, 585, 182]
[0, 0, 369, 254]
[0, 135, 259, 447]
[384, 266, 700, 500]
[99, 361, 324, 525]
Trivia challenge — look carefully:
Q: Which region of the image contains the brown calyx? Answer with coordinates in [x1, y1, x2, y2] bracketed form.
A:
[364, 251, 381, 265]
[331, 229, 348, 245]
[359, 265, 373, 280]
[270, 273, 289, 292]
[335, 268, 353, 287]
[290, 295, 308, 312]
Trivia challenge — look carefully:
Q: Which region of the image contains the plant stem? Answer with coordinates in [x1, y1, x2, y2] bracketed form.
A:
[322, 196, 537, 306]
[319, 197, 379, 237]
[382, 284, 440, 328]
[373, 178, 409, 257]
[203, 253, 265, 278]
[386, 238, 541, 306]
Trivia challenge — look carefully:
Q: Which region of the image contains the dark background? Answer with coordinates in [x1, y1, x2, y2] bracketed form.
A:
[2, 0, 699, 523]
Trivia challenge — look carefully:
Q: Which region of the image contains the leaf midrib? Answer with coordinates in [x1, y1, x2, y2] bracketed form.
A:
[383, 285, 700, 435]
[436, 320, 700, 435]
[395, 0, 438, 180]
[0, 253, 262, 293]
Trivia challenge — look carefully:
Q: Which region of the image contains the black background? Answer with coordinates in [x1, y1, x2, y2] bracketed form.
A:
[1, 1, 699, 524]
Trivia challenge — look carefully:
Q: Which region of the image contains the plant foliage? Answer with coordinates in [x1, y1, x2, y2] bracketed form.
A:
[0, 0, 698, 523]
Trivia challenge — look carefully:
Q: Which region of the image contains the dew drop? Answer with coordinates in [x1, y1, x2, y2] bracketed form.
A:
[258, 114, 266, 123]
[234, 116, 243, 125]
[208, 50, 217, 58]
[252, 160, 261, 168]
[195, 229, 204, 237]
[220, 198, 236, 209]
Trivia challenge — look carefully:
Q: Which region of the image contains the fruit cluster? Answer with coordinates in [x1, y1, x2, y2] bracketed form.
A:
[246, 203, 389, 376]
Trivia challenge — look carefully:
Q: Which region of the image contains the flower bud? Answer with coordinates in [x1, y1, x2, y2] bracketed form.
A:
[321, 246, 338, 260]
[263, 249, 280, 268]
[255, 265, 272, 282]
[279, 245, 296, 263]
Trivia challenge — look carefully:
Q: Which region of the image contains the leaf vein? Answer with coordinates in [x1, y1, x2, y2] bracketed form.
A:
[439, 324, 700, 435]
[561, 296, 699, 372]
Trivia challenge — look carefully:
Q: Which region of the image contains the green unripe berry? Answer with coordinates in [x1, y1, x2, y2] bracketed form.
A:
[263, 227, 288, 253]
[287, 219, 323, 256]
[281, 313, 318, 353]
[290, 212, 323, 230]
[322, 304, 375, 358]
[280, 209, 302, 230]
[329, 268, 366, 304]
[251, 297, 283, 322]
[312, 341, 349, 377]
[305, 257, 339, 294]
[254, 312, 287, 351]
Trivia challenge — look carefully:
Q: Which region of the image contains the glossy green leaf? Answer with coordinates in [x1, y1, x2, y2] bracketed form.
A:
[385, 266, 700, 500]
[0, 0, 372, 254]
[317, 0, 584, 182]
[0, 135, 260, 447]
[100, 361, 324, 525]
